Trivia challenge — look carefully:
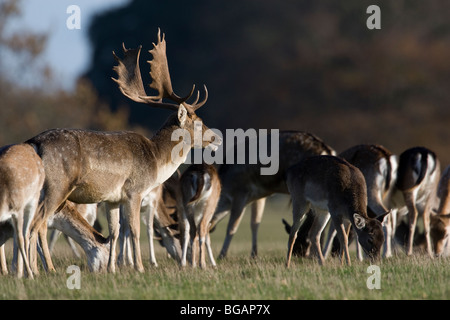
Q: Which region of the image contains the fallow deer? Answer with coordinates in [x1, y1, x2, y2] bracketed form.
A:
[431, 165, 450, 256]
[283, 144, 396, 260]
[210, 131, 336, 259]
[286, 155, 387, 266]
[49, 203, 99, 258]
[0, 144, 45, 279]
[178, 163, 221, 268]
[392, 147, 440, 256]
[119, 172, 182, 268]
[26, 29, 221, 273]
[323, 144, 397, 259]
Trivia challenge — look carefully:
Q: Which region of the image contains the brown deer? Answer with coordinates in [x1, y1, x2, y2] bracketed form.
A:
[393, 147, 440, 256]
[0, 144, 45, 279]
[323, 144, 396, 259]
[26, 29, 221, 273]
[178, 163, 221, 268]
[286, 155, 387, 266]
[431, 165, 450, 256]
[209, 131, 336, 259]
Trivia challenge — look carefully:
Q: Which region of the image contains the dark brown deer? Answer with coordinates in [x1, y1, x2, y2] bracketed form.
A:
[393, 147, 440, 256]
[178, 163, 221, 268]
[325, 144, 396, 259]
[209, 131, 336, 259]
[0, 144, 45, 279]
[286, 156, 387, 266]
[26, 29, 221, 273]
[431, 165, 450, 256]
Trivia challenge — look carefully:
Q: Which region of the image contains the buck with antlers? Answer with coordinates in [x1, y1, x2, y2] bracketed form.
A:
[178, 163, 221, 268]
[0, 144, 45, 279]
[286, 155, 387, 266]
[26, 29, 220, 273]
[392, 147, 440, 257]
[209, 131, 336, 259]
[431, 165, 450, 256]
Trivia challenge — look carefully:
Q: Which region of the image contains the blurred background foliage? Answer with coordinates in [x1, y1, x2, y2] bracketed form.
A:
[1, 0, 449, 165]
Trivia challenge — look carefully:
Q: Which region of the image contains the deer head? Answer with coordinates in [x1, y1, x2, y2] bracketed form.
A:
[112, 29, 221, 152]
[353, 211, 389, 260]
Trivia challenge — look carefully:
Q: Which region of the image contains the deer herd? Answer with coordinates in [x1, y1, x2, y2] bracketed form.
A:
[0, 30, 449, 279]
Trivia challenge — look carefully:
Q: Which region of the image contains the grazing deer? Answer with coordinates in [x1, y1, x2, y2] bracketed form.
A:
[178, 163, 221, 268]
[0, 144, 45, 279]
[286, 156, 387, 266]
[48, 203, 99, 258]
[323, 144, 397, 259]
[392, 147, 440, 256]
[210, 131, 336, 259]
[431, 165, 450, 256]
[26, 29, 221, 273]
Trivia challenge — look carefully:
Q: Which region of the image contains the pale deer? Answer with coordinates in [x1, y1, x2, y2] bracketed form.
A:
[26, 29, 221, 273]
[431, 165, 450, 256]
[286, 155, 387, 266]
[178, 163, 221, 268]
[392, 147, 440, 256]
[210, 131, 336, 259]
[0, 144, 45, 279]
[119, 172, 182, 268]
[48, 203, 99, 258]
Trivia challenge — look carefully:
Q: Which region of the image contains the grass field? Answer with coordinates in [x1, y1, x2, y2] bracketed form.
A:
[0, 195, 449, 300]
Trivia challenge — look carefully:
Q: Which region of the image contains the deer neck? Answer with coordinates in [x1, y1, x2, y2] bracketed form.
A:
[151, 121, 192, 184]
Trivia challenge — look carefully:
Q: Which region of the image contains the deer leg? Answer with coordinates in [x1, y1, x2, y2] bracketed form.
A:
[323, 223, 337, 259]
[422, 199, 433, 257]
[250, 198, 266, 258]
[118, 210, 133, 267]
[308, 209, 330, 265]
[38, 221, 56, 272]
[143, 201, 159, 267]
[179, 205, 191, 267]
[122, 197, 144, 273]
[11, 213, 34, 279]
[198, 218, 210, 269]
[219, 196, 248, 259]
[334, 217, 351, 266]
[286, 198, 310, 268]
[403, 191, 418, 256]
[0, 244, 7, 275]
[206, 233, 216, 268]
[106, 203, 120, 273]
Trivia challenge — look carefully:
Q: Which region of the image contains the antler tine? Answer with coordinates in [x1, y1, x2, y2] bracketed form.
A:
[148, 28, 195, 105]
[112, 42, 179, 111]
[191, 85, 209, 111]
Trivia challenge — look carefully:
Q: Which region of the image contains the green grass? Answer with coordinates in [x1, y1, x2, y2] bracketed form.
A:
[0, 195, 449, 300]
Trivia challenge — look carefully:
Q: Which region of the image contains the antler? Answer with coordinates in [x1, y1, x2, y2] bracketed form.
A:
[112, 29, 196, 111]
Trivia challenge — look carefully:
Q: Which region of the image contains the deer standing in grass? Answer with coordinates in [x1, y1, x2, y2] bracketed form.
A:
[0, 144, 45, 279]
[286, 155, 387, 266]
[26, 29, 220, 273]
[210, 131, 335, 259]
[323, 144, 397, 259]
[431, 165, 450, 256]
[178, 163, 221, 268]
[392, 147, 440, 257]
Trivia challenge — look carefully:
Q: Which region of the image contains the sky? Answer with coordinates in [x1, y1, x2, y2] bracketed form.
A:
[6, 0, 129, 90]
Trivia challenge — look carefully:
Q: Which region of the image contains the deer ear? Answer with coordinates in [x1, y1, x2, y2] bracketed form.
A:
[177, 104, 187, 127]
[377, 209, 391, 224]
[353, 213, 366, 229]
